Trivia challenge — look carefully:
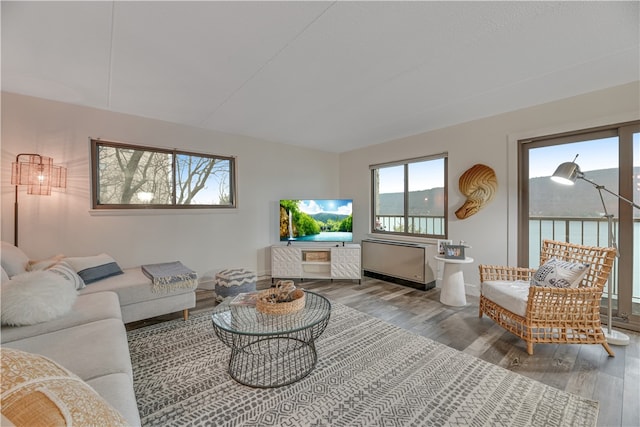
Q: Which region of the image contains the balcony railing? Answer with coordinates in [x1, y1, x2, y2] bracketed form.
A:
[375, 214, 639, 306]
[529, 216, 640, 305]
[375, 214, 445, 236]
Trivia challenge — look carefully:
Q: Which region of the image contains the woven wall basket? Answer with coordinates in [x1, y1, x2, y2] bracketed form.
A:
[256, 289, 305, 315]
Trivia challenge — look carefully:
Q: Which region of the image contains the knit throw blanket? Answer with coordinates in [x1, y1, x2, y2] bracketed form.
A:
[141, 261, 198, 293]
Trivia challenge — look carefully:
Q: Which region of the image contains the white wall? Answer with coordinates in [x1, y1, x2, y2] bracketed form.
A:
[340, 81, 640, 289]
[3, 83, 638, 288]
[1, 92, 340, 283]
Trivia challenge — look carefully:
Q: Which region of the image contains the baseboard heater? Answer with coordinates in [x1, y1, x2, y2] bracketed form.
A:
[362, 239, 436, 291]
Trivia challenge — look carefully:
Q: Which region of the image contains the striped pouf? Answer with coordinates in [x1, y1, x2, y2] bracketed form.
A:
[213, 268, 257, 302]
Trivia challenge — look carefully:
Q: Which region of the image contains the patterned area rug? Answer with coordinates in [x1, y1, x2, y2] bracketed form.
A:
[127, 303, 598, 426]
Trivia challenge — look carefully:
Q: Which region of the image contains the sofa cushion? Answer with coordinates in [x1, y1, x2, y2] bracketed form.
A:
[1, 267, 8, 284]
[1, 348, 128, 427]
[481, 280, 530, 317]
[119, 290, 196, 323]
[531, 258, 590, 289]
[1, 242, 29, 277]
[1, 270, 77, 326]
[64, 253, 124, 284]
[3, 318, 133, 381]
[87, 373, 142, 426]
[79, 267, 196, 306]
[1, 292, 121, 344]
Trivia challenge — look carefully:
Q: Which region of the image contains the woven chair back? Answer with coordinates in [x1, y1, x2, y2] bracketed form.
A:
[539, 240, 616, 291]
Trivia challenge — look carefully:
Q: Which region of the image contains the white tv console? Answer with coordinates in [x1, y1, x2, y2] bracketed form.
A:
[271, 243, 361, 282]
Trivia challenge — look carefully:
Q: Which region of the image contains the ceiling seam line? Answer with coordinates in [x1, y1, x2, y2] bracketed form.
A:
[198, 1, 338, 126]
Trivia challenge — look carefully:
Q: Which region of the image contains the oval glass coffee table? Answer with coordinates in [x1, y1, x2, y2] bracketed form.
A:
[211, 291, 331, 388]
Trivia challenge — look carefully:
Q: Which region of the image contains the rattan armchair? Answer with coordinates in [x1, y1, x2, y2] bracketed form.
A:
[479, 239, 617, 356]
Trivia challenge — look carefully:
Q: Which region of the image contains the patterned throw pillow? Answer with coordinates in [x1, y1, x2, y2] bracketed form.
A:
[47, 261, 86, 290]
[1, 348, 128, 426]
[531, 258, 590, 289]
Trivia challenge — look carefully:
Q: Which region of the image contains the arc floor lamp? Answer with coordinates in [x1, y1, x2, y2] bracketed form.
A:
[551, 155, 638, 346]
[11, 153, 67, 247]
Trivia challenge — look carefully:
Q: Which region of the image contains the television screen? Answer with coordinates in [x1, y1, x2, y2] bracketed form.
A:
[280, 199, 353, 242]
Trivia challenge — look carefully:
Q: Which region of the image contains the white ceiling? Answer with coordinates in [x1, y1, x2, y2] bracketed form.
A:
[2, 1, 639, 153]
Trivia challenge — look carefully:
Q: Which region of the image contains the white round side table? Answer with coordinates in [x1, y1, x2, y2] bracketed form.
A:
[434, 255, 474, 306]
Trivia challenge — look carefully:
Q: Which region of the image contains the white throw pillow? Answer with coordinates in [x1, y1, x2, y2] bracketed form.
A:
[27, 256, 85, 290]
[1, 241, 29, 277]
[531, 258, 590, 289]
[64, 253, 123, 284]
[1, 270, 77, 326]
[1, 267, 9, 284]
[47, 261, 86, 290]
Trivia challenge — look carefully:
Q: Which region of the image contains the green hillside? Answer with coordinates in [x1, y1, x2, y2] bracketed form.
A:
[377, 168, 639, 218]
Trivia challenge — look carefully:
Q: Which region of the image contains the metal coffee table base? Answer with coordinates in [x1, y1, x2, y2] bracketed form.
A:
[228, 333, 317, 388]
[211, 291, 331, 389]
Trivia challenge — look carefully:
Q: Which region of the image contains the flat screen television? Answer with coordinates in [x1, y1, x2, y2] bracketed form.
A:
[280, 199, 353, 243]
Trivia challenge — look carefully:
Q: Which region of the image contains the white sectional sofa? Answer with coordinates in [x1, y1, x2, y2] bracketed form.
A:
[0, 242, 199, 426]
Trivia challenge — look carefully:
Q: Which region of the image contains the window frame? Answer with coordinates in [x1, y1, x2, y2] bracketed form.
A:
[90, 139, 237, 209]
[370, 153, 448, 239]
[517, 121, 640, 331]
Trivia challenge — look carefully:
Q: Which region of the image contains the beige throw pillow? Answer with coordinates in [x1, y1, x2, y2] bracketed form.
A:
[1, 348, 128, 426]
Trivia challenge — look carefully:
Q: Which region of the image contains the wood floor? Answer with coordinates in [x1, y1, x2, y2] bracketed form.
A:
[127, 277, 640, 427]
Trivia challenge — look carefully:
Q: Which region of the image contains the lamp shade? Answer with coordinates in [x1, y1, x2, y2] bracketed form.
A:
[11, 155, 54, 195]
[551, 162, 580, 185]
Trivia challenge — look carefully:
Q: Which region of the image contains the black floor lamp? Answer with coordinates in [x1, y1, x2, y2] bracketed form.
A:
[551, 155, 638, 346]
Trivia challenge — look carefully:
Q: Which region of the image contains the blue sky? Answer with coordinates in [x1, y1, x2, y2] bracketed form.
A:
[379, 159, 445, 194]
[379, 134, 639, 194]
[529, 136, 622, 178]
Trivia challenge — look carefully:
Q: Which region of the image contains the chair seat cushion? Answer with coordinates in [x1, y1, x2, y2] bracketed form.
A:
[481, 280, 530, 317]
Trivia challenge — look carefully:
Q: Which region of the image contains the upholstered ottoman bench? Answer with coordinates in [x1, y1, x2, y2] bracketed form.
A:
[214, 268, 257, 302]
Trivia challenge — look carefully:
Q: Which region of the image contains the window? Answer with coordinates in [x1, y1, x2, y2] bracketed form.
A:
[91, 139, 236, 209]
[371, 154, 447, 238]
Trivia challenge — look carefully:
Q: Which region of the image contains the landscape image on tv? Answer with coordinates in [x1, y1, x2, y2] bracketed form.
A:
[280, 199, 353, 242]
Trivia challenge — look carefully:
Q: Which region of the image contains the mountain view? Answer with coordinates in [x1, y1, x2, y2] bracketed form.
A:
[377, 188, 445, 216]
[529, 167, 639, 217]
[378, 168, 639, 218]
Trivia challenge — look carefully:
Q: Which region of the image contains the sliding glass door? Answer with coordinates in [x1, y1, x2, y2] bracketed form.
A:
[519, 122, 640, 332]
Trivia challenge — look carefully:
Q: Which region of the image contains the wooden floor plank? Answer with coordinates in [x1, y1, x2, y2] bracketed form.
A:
[593, 372, 624, 426]
[621, 355, 640, 427]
